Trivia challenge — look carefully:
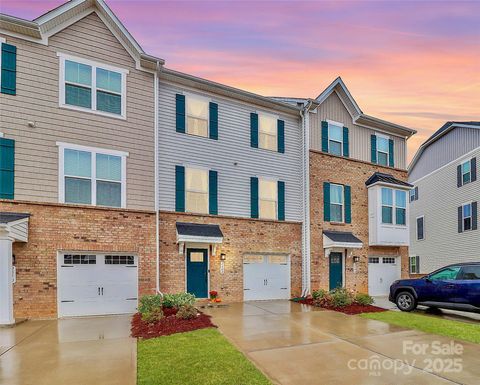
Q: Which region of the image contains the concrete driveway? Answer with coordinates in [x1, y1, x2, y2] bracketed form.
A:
[0, 315, 135, 385]
[203, 301, 480, 385]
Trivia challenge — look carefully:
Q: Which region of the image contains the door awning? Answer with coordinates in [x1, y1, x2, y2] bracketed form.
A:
[176, 222, 223, 244]
[0, 212, 30, 242]
[323, 230, 363, 250]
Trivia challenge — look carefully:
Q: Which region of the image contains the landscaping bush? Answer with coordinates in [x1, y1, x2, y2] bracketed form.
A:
[141, 308, 164, 324]
[330, 288, 354, 308]
[139, 294, 163, 315]
[314, 292, 333, 308]
[355, 293, 374, 306]
[176, 305, 199, 320]
[163, 293, 196, 309]
[312, 289, 327, 300]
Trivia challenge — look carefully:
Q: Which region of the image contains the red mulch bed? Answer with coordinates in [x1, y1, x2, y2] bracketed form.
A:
[131, 307, 216, 339]
[294, 298, 387, 315]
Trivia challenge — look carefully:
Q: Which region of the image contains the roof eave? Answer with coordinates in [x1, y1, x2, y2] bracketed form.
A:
[356, 114, 417, 138]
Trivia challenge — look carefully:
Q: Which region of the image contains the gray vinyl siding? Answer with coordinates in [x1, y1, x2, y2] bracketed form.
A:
[158, 81, 303, 221]
[0, 13, 155, 210]
[309, 92, 407, 169]
[409, 146, 480, 273]
[409, 127, 480, 181]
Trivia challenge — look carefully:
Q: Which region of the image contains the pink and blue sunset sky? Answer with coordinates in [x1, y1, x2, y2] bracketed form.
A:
[2, 0, 479, 162]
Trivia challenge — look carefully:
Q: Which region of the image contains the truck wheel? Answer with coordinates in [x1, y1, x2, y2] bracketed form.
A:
[396, 291, 417, 312]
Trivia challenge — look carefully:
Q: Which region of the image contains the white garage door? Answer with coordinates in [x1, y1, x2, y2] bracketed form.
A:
[368, 256, 401, 296]
[58, 253, 138, 317]
[243, 254, 290, 301]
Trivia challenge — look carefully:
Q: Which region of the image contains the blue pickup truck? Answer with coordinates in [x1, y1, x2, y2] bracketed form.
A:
[389, 263, 480, 313]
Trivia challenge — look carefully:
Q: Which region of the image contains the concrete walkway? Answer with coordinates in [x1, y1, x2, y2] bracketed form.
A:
[0, 315, 136, 385]
[204, 301, 480, 385]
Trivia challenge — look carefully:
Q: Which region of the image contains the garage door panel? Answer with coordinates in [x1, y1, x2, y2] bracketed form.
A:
[368, 256, 401, 296]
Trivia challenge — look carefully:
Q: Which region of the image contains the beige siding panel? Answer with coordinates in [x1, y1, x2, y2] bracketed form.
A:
[309, 92, 407, 169]
[0, 13, 155, 210]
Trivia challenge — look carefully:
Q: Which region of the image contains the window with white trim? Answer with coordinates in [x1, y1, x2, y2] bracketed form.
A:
[462, 203, 472, 231]
[258, 114, 277, 151]
[376, 135, 390, 166]
[409, 256, 419, 274]
[381, 188, 406, 225]
[328, 122, 343, 156]
[330, 183, 344, 222]
[259, 178, 277, 220]
[186, 95, 209, 137]
[59, 143, 127, 208]
[461, 160, 471, 185]
[185, 168, 208, 214]
[59, 54, 127, 118]
[416, 216, 424, 240]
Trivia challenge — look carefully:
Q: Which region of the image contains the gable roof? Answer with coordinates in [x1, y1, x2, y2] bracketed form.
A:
[0, 0, 164, 71]
[409, 121, 480, 172]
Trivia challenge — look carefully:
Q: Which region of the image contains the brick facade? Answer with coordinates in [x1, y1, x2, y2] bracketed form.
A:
[309, 150, 410, 293]
[159, 211, 303, 302]
[0, 200, 156, 319]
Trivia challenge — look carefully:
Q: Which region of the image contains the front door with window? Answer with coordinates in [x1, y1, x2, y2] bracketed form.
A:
[186, 248, 208, 298]
[329, 252, 343, 290]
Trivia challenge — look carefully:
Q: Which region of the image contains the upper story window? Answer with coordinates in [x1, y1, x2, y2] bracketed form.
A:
[409, 186, 418, 202]
[330, 183, 344, 222]
[416, 216, 424, 240]
[462, 203, 472, 231]
[259, 179, 277, 220]
[259, 114, 278, 151]
[376, 135, 390, 166]
[58, 53, 127, 119]
[328, 122, 343, 156]
[381, 188, 406, 225]
[461, 160, 471, 185]
[186, 95, 209, 137]
[58, 142, 127, 208]
[185, 168, 209, 214]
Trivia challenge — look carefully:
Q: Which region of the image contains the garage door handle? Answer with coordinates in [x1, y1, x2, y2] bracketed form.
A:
[98, 287, 101, 295]
[101, 287, 104, 295]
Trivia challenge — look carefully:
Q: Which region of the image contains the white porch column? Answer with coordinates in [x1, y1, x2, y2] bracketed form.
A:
[0, 225, 14, 325]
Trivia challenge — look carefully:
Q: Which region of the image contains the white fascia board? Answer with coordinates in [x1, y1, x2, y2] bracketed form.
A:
[367, 182, 412, 190]
[176, 234, 223, 244]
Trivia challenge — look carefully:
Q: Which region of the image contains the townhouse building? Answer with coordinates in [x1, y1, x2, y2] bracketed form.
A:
[408, 122, 479, 275]
[0, 0, 417, 324]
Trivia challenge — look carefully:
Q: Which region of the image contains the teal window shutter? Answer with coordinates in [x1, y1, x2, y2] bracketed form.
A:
[278, 181, 285, 220]
[1, 43, 17, 95]
[250, 177, 259, 218]
[250, 113, 258, 148]
[321, 121, 328, 152]
[0, 138, 15, 199]
[175, 94, 185, 133]
[323, 182, 330, 221]
[342, 126, 349, 157]
[371, 135, 377, 164]
[209, 170, 218, 215]
[344, 185, 351, 223]
[175, 165, 185, 212]
[209, 102, 218, 140]
[388, 139, 394, 167]
[277, 119, 285, 153]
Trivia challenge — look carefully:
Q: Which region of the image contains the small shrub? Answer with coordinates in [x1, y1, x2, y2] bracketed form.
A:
[312, 289, 327, 300]
[330, 288, 354, 308]
[138, 294, 162, 315]
[163, 293, 196, 308]
[314, 293, 333, 308]
[176, 305, 198, 320]
[355, 293, 374, 306]
[141, 308, 164, 323]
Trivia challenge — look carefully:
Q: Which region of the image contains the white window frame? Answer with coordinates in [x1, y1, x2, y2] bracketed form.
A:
[57, 142, 128, 208]
[462, 202, 473, 232]
[185, 166, 209, 214]
[0, 37, 5, 89]
[395, 189, 407, 226]
[330, 183, 344, 223]
[327, 120, 344, 156]
[376, 133, 390, 167]
[259, 177, 278, 220]
[381, 187, 393, 224]
[416, 215, 425, 241]
[185, 93, 210, 138]
[409, 256, 419, 274]
[461, 159, 472, 185]
[381, 188, 407, 226]
[409, 188, 415, 202]
[57, 53, 128, 120]
[257, 112, 278, 152]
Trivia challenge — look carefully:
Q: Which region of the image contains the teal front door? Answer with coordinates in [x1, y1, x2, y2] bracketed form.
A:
[186, 248, 208, 298]
[329, 253, 343, 290]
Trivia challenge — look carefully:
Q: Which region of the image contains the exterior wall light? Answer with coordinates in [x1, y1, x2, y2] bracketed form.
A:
[220, 253, 226, 261]
[353, 256, 360, 263]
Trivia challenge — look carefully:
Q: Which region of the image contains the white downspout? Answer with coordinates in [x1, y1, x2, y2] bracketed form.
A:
[154, 64, 161, 294]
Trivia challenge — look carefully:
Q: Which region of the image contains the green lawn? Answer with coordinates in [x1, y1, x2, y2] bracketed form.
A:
[361, 311, 480, 344]
[137, 328, 271, 385]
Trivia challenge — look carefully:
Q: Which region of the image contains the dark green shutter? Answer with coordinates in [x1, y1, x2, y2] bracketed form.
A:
[344, 185, 351, 223]
[0, 138, 15, 199]
[323, 182, 330, 221]
[471, 158, 477, 182]
[388, 139, 394, 167]
[472, 201, 478, 231]
[343, 126, 349, 157]
[457, 165, 462, 187]
[209, 102, 218, 140]
[175, 165, 185, 212]
[321, 121, 328, 152]
[250, 113, 258, 148]
[250, 177, 258, 218]
[175, 94, 185, 133]
[1, 43, 16, 95]
[277, 119, 285, 153]
[458, 206, 463, 233]
[209, 170, 218, 215]
[371, 135, 377, 164]
[278, 181, 285, 221]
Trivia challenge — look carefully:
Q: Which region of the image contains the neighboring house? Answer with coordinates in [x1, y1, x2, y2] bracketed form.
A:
[408, 122, 479, 275]
[0, 0, 417, 325]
